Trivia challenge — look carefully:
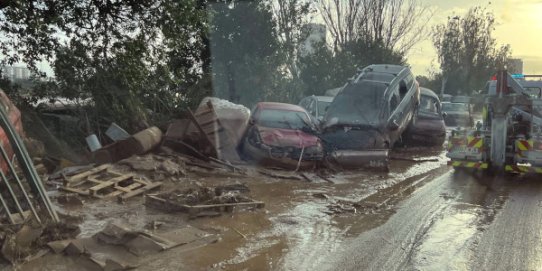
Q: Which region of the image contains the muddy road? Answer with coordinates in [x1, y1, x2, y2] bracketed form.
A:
[319, 171, 542, 271]
[14, 147, 542, 271]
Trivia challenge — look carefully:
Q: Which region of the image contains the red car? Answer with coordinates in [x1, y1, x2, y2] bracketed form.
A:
[241, 102, 323, 169]
[0, 89, 24, 173]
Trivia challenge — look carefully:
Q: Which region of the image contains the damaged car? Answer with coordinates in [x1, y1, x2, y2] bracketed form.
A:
[320, 64, 420, 168]
[442, 101, 473, 127]
[298, 95, 334, 122]
[240, 102, 324, 169]
[403, 88, 446, 146]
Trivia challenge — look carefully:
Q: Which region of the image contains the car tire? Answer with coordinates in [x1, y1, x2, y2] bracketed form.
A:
[410, 104, 419, 126]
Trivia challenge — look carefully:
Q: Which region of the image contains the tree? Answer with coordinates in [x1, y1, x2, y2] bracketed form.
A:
[432, 7, 511, 95]
[298, 38, 405, 97]
[315, 0, 429, 54]
[209, 1, 280, 106]
[0, 0, 210, 131]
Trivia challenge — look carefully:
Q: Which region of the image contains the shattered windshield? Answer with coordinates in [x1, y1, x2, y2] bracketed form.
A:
[442, 103, 469, 112]
[257, 109, 310, 130]
[317, 101, 331, 117]
[324, 81, 386, 127]
[420, 95, 439, 114]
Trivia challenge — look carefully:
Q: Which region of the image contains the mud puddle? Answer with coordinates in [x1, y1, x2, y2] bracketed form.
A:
[17, 147, 450, 271]
[185, 149, 450, 271]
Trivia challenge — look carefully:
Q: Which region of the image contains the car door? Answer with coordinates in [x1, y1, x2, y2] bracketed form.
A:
[307, 99, 317, 119]
[387, 85, 402, 142]
[396, 75, 415, 130]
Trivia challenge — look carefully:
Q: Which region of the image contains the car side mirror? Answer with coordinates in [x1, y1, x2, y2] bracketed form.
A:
[388, 119, 400, 131]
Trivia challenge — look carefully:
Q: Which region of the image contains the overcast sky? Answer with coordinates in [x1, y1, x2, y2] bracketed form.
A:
[408, 0, 542, 76]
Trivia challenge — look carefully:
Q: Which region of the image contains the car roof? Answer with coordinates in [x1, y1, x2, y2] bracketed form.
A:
[256, 102, 307, 112]
[313, 96, 333, 102]
[420, 87, 440, 100]
[363, 64, 407, 75]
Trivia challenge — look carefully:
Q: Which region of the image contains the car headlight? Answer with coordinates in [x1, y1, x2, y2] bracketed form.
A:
[305, 143, 323, 154]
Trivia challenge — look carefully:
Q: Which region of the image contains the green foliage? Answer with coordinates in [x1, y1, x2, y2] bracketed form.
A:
[298, 39, 406, 97]
[1, 0, 413, 133]
[209, 1, 281, 107]
[432, 7, 511, 95]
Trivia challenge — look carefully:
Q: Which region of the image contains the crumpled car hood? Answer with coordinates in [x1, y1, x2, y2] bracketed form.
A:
[257, 127, 319, 148]
[320, 127, 388, 150]
[411, 118, 446, 134]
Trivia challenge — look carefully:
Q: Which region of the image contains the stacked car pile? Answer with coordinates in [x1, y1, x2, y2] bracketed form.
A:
[240, 64, 449, 170]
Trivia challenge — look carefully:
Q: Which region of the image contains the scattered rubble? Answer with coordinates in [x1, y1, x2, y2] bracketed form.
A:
[145, 184, 264, 217]
[42, 221, 217, 270]
[0, 221, 80, 264]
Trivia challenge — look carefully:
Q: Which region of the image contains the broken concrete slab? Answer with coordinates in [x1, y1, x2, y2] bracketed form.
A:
[124, 234, 164, 256]
[1, 224, 44, 263]
[65, 239, 87, 256]
[47, 239, 74, 254]
[94, 222, 138, 246]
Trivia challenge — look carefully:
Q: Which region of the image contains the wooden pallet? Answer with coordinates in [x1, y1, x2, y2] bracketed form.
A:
[60, 164, 162, 202]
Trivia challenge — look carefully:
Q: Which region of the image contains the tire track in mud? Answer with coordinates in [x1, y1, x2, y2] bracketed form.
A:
[470, 175, 542, 271]
[220, 154, 451, 271]
[317, 170, 511, 271]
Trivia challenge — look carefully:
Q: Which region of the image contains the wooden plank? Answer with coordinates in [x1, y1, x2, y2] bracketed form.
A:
[188, 109, 217, 158]
[118, 182, 162, 202]
[66, 164, 110, 186]
[89, 181, 115, 196]
[87, 177, 105, 184]
[106, 169, 128, 177]
[113, 182, 144, 194]
[189, 201, 265, 210]
[101, 181, 143, 198]
[107, 173, 135, 184]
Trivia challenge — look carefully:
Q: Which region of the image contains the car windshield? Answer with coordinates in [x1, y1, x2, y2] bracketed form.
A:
[420, 95, 439, 114]
[324, 81, 385, 127]
[442, 103, 468, 112]
[257, 109, 310, 130]
[317, 101, 331, 117]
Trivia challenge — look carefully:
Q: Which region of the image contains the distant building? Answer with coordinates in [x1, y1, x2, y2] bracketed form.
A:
[508, 58, 523, 74]
[299, 23, 326, 57]
[1, 66, 33, 81]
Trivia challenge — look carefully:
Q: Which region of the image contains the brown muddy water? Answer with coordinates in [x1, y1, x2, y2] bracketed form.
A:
[13, 148, 449, 271]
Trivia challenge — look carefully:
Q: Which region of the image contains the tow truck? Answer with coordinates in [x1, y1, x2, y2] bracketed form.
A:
[446, 71, 542, 174]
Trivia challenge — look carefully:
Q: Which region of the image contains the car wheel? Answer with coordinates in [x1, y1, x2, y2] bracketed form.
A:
[411, 104, 419, 126]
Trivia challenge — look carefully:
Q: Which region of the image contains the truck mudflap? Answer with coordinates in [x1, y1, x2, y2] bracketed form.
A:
[448, 160, 489, 169]
[330, 149, 388, 169]
[514, 139, 542, 163]
[505, 165, 542, 174]
[446, 133, 485, 161]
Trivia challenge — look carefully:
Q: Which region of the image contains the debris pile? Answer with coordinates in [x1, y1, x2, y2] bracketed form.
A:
[0, 221, 80, 264]
[146, 184, 264, 217]
[45, 221, 217, 270]
[163, 98, 250, 164]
